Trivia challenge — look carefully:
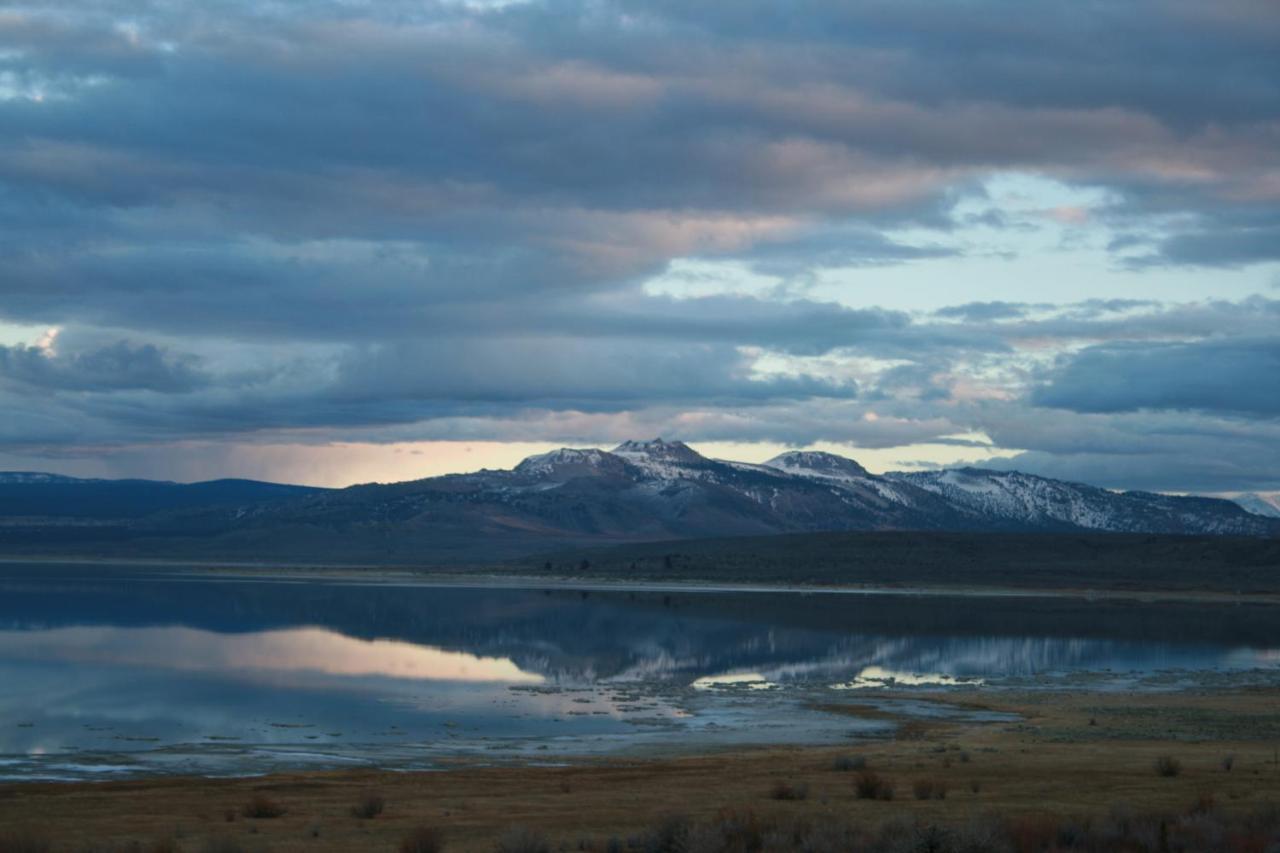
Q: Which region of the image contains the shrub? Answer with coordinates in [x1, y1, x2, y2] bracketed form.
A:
[495, 827, 551, 853]
[242, 793, 287, 818]
[399, 827, 446, 853]
[854, 770, 894, 801]
[352, 792, 386, 819]
[1155, 755, 1182, 778]
[769, 780, 809, 801]
[640, 814, 691, 853]
[912, 778, 948, 800]
[1189, 792, 1216, 815]
[832, 754, 866, 772]
[693, 810, 762, 853]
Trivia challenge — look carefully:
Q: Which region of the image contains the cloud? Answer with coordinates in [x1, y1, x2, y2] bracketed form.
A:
[0, 338, 206, 393]
[932, 301, 1030, 322]
[1033, 337, 1280, 416]
[0, 1, 1276, 492]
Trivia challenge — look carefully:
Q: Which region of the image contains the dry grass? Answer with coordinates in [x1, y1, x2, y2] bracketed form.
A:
[0, 690, 1277, 852]
[198, 840, 244, 853]
[0, 832, 51, 853]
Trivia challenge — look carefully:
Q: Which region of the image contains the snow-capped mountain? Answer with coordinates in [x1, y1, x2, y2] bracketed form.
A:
[1, 440, 1275, 561]
[890, 468, 1275, 536]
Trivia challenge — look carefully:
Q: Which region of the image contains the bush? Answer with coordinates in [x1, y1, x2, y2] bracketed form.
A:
[832, 754, 866, 772]
[626, 804, 1280, 853]
[769, 780, 809, 801]
[495, 827, 551, 853]
[692, 810, 762, 853]
[1154, 755, 1182, 778]
[854, 770, 894, 801]
[352, 792, 386, 819]
[399, 827, 446, 853]
[241, 793, 287, 818]
[912, 778, 948, 800]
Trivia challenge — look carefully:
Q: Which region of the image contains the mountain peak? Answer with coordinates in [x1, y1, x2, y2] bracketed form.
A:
[514, 447, 626, 479]
[764, 451, 869, 480]
[612, 438, 704, 463]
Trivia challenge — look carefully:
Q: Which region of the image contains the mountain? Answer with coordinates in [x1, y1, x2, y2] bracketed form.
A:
[0, 472, 326, 520]
[0, 441, 1275, 563]
[888, 467, 1274, 535]
[1233, 492, 1280, 519]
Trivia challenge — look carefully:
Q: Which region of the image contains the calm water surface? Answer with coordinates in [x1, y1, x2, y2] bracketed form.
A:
[1, 564, 1277, 780]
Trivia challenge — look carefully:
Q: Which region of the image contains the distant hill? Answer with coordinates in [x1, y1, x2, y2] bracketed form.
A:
[0, 472, 325, 520]
[0, 440, 1275, 564]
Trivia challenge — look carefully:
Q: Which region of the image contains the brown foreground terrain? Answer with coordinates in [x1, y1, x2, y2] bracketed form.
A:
[2, 689, 1279, 852]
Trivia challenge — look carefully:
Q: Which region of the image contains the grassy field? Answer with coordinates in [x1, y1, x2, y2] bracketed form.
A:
[3, 689, 1278, 852]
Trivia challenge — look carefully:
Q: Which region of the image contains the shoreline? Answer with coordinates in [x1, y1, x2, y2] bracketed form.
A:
[3, 689, 1277, 851]
[4, 555, 1279, 605]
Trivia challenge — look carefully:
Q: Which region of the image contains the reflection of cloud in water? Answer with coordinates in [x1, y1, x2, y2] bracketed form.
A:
[0, 627, 543, 684]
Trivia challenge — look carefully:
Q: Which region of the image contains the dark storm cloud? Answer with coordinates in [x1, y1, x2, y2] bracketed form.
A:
[0, 0, 1277, 491]
[976, 404, 1280, 493]
[1033, 337, 1280, 417]
[0, 340, 206, 393]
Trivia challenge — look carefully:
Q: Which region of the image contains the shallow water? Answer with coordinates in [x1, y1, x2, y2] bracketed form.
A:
[0, 564, 1276, 780]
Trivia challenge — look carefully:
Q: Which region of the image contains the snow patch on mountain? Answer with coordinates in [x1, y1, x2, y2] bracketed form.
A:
[612, 438, 711, 481]
[0, 472, 95, 484]
[765, 451, 869, 481]
[1233, 492, 1280, 519]
[514, 448, 613, 475]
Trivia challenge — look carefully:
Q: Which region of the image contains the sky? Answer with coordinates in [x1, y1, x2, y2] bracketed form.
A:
[0, 0, 1278, 493]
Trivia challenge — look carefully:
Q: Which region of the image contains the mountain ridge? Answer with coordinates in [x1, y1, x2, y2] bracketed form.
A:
[0, 439, 1275, 563]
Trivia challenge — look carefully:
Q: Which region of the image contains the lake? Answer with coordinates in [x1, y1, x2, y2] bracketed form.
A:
[1, 564, 1277, 781]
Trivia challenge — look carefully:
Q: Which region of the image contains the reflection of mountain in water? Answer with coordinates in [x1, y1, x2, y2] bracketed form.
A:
[0, 567, 1275, 683]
